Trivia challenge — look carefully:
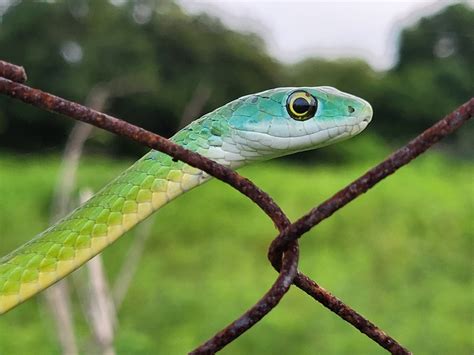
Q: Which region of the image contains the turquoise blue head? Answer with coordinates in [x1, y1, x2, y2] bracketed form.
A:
[176, 86, 373, 167]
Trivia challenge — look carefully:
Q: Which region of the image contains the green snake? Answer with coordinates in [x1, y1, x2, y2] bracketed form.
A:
[0, 87, 372, 314]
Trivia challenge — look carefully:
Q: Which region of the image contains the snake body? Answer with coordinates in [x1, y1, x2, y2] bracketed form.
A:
[0, 87, 372, 314]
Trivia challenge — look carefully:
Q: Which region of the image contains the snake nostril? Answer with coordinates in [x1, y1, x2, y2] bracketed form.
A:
[348, 105, 355, 113]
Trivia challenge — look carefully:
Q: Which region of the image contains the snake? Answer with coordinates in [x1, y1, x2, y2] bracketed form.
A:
[0, 86, 372, 314]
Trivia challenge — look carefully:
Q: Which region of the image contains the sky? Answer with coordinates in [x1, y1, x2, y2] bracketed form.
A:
[178, 0, 465, 70]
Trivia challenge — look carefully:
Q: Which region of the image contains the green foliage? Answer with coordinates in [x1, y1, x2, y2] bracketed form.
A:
[373, 59, 472, 142]
[283, 3, 472, 152]
[283, 58, 380, 100]
[396, 3, 473, 70]
[0, 2, 471, 353]
[0, 154, 471, 354]
[374, 3, 473, 146]
[0, 1, 472, 158]
[0, 0, 280, 154]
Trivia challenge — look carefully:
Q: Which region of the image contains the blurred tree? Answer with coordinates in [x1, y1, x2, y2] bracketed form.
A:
[374, 2, 473, 150]
[0, 0, 280, 155]
[0, 1, 470, 157]
[0, 0, 158, 153]
[396, 2, 473, 70]
[283, 58, 380, 100]
[284, 3, 472, 155]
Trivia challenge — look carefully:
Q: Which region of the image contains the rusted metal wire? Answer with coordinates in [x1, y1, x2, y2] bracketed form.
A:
[265, 98, 472, 354]
[0, 61, 302, 352]
[2, 60, 469, 354]
[0, 76, 289, 228]
[190, 242, 299, 355]
[258, 97, 472, 354]
[294, 273, 411, 355]
[269, 98, 473, 262]
[0, 60, 27, 83]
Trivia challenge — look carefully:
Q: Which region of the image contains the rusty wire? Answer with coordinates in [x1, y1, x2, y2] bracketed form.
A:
[0, 60, 471, 354]
[269, 98, 473, 263]
[0, 60, 27, 83]
[0, 61, 406, 353]
[0, 61, 301, 352]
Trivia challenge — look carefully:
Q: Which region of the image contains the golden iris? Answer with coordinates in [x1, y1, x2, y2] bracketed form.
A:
[286, 91, 317, 121]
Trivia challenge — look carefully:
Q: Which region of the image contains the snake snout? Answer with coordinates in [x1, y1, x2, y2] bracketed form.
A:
[359, 101, 373, 124]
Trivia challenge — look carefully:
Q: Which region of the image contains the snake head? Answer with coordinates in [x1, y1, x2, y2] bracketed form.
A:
[177, 86, 372, 167]
[224, 87, 373, 159]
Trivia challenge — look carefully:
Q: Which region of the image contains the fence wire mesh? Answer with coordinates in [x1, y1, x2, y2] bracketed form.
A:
[0, 60, 472, 354]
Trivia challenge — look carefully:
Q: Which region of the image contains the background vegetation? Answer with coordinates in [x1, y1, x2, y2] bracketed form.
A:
[0, 1, 472, 156]
[0, 0, 472, 354]
[0, 153, 472, 354]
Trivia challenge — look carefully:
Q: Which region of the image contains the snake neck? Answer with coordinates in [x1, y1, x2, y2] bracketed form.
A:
[0, 149, 210, 314]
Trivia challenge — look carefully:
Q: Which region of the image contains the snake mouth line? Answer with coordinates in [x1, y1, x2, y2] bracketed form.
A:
[358, 120, 370, 131]
[233, 121, 369, 153]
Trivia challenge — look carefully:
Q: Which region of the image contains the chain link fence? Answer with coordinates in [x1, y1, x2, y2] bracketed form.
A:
[0, 60, 472, 354]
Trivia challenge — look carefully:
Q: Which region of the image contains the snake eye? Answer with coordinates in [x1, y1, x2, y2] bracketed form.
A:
[286, 91, 317, 121]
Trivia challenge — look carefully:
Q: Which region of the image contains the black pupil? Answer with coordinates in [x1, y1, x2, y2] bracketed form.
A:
[293, 97, 310, 114]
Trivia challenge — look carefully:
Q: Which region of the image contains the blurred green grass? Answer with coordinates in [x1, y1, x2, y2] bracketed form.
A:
[0, 152, 472, 354]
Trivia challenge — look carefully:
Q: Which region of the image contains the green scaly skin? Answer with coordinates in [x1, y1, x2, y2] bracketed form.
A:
[0, 87, 372, 314]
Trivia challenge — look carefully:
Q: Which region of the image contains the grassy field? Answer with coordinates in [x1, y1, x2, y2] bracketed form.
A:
[0, 152, 472, 354]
